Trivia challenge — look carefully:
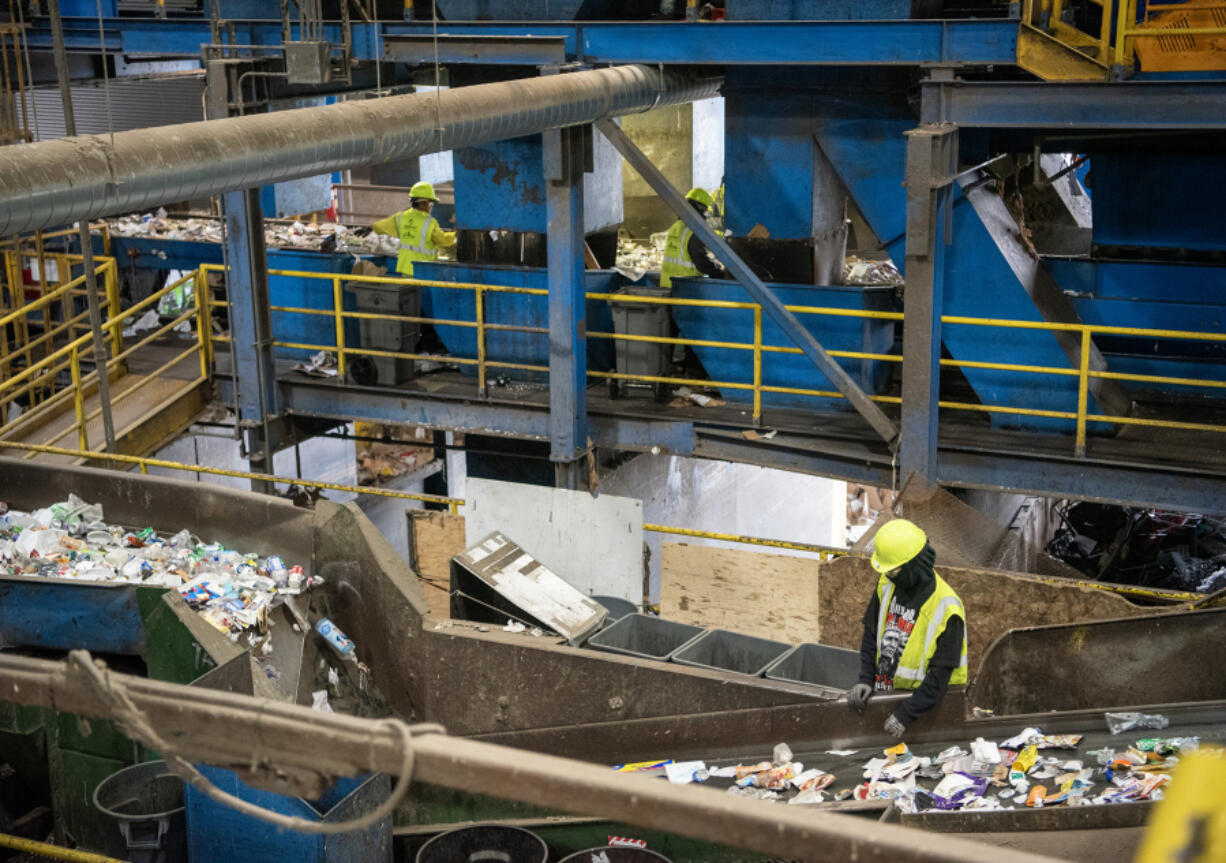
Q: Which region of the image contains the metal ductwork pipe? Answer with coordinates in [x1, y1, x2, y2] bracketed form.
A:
[0, 65, 721, 236]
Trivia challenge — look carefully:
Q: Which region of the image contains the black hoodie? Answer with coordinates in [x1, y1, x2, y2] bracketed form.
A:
[857, 543, 964, 726]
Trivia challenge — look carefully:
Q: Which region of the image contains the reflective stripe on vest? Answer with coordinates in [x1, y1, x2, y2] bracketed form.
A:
[661, 220, 700, 288]
[875, 572, 968, 690]
[395, 209, 441, 275]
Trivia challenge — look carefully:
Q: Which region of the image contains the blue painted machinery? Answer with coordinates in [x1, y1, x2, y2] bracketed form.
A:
[11, 0, 1226, 508]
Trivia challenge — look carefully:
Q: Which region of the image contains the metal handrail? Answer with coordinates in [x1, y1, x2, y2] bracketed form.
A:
[0, 265, 208, 456]
[195, 264, 1226, 461]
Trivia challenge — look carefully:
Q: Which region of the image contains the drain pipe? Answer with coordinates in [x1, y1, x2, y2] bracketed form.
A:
[0, 65, 721, 236]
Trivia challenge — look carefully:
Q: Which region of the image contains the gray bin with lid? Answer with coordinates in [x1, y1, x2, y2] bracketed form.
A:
[587, 614, 706, 661]
[763, 642, 861, 692]
[671, 628, 790, 677]
[345, 279, 420, 386]
[608, 285, 672, 402]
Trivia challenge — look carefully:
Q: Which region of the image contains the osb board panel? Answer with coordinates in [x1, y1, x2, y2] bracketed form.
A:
[817, 555, 1153, 667]
[660, 543, 820, 644]
[407, 510, 466, 619]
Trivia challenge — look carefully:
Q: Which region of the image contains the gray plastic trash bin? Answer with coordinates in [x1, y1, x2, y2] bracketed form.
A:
[592, 595, 639, 622]
[416, 824, 547, 863]
[345, 280, 420, 386]
[763, 642, 861, 691]
[93, 760, 187, 863]
[588, 614, 706, 661]
[671, 629, 790, 677]
[608, 286, 671, 402]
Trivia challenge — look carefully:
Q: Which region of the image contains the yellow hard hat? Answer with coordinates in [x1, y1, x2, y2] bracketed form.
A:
[685, 187, 714, 209]
[870, 519, 928, 574]
[410, 181, 439, 202]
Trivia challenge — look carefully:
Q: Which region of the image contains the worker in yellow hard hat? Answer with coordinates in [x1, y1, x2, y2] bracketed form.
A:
[659, 187, 724, 289]
[372, 181, 456, 277]
[848, 518, 968, 738]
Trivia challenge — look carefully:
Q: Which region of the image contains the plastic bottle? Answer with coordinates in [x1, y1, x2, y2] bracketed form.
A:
[315, 618, 356, 657]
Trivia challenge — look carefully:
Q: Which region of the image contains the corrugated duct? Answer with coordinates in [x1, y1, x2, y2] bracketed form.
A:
[0, 64, 720, 236]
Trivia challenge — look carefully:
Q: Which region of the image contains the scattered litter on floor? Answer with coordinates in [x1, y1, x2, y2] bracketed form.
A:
[0, 494, 320, 639]
[672, 386, 725, 408]
[292, 350, 338, 378]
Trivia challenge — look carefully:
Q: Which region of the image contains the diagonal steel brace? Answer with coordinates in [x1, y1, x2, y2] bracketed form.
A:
[596, 119, 899, 447]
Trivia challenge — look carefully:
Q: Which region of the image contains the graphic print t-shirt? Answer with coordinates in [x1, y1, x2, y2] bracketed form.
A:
[875, 596, 917, 691]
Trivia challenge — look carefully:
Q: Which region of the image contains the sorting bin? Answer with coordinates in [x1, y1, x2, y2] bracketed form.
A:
[608, 285, 672, 402]
[93, 760, 187, 863]
[416, 824, 547, 863]
[558, 847, 672, 863]
[763, 643, 861, 692]
[592, 595, 639, 622]
[185, 764, 392, 862]
[587, 614, 706, 661]
[345, 280, 420, 386]
[671, 629, 790, 677]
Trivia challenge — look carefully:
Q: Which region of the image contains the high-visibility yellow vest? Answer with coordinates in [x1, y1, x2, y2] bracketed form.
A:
[660, 219, 700, 289]
[874, 571, 968, 690]
[394, 208, 444, 276]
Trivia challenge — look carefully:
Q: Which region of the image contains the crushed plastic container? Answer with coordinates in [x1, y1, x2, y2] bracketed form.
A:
[587, 614, 706, 661]
[416, 824, 547, 863]
[671, 629, 790, 677]
[763, 643, 861, 691]
[93, 760, 187, 863]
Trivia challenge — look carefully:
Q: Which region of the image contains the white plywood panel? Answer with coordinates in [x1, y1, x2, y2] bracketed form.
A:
[463, 478, 643, 606]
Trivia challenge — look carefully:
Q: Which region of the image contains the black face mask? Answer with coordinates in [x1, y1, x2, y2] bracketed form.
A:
[888, 542, 936, 594]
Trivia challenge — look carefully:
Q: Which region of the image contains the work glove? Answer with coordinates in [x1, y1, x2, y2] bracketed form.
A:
[883, 713, 907, 739]
[847, 683, 873, 713]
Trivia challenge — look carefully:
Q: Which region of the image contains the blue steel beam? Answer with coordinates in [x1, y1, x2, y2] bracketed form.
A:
[385, 20, 1020, 66]
[265, 379, 697, 456]
[921, 79, 1226, 129]
[899, 125, 957, 483]
[544, 124, 589, 488]
[595, 117, 900, 445]
[27, 18, 1017, 66]
[939, 450, 1226, 516]
[249, 373, 1226, 514]
[25, 19, 379, 57]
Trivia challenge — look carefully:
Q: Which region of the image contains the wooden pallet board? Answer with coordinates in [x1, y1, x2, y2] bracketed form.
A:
[407, 510, 467, 619]
[660, 542, 821, 644]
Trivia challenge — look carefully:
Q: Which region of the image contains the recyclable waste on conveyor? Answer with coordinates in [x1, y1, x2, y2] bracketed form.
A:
[618, 720, 1195, 813]
[0, 493, 319, 639]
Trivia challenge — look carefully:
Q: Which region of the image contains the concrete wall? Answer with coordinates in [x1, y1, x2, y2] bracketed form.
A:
[621, 97, 725, 237]
[597, 453, 847, 601]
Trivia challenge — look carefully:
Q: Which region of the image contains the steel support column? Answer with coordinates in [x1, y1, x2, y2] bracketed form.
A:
[208, 61, 279, 493]
[900, 124, 957, 483]
[595, 118, 899, 446]
[545, 124, 589, 490]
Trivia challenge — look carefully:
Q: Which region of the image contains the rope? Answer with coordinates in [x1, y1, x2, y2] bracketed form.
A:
[68, 650, 442, 835]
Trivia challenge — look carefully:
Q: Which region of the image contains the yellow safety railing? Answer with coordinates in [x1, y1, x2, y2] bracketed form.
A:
[0, 264, 208, 456]
[0, 251, 121, 423]
[1024, 0, 1226, 72]
[193, 264, 1226, 465]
